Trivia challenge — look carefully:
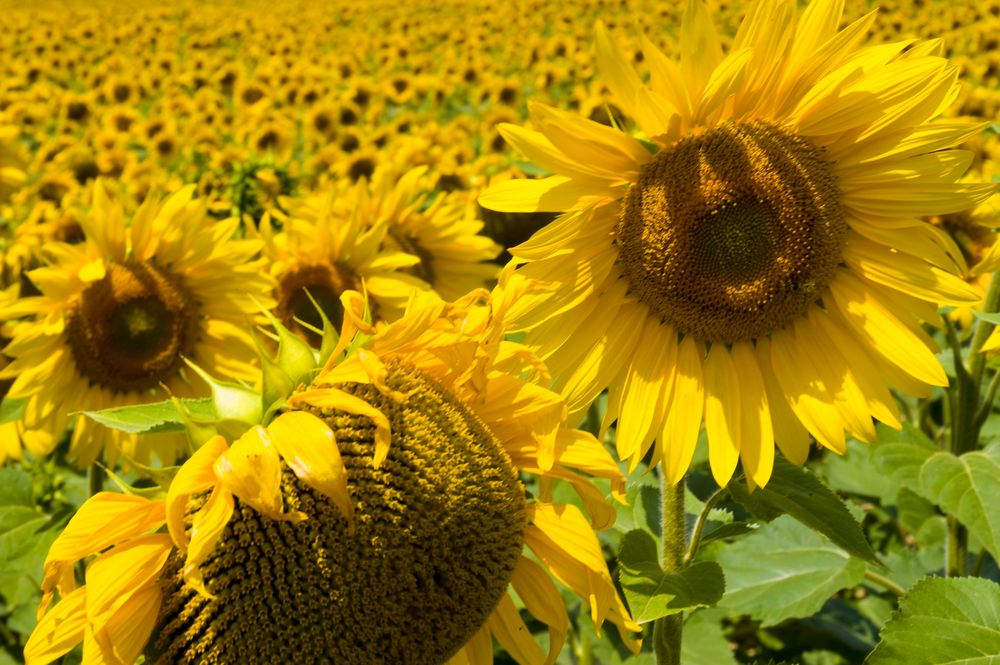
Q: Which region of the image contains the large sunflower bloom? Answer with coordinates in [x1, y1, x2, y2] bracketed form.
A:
[0, 181, 274, 466]
[260, 182, 434, 340]
[480, 0, 996, 488]
[335, 166, 501, 301]
[25, 289, 639, 665]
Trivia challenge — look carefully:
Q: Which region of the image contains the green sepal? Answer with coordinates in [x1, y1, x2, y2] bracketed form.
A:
[168, 395, 219, 450]
[184, 359, 262, 431]
[256, 303, 319, 386]
[102, 460, 176, 498]
[302, 289, 341, 369]
[0, 396, 26, 424]
[255, 331, 296, 424]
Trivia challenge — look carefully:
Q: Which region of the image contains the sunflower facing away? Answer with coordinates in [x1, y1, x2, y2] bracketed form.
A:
[24, 288, 639, 665]
[0, 181, 274, 466]
[480, 0, 997, 488]
[338, 165, 501, 301]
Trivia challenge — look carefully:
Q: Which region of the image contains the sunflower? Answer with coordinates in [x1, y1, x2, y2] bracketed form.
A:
[0, 180, 274, 467]
[260, 183, 433, 341]
[480, 0, 997, 488]
[24, 288, 639, 665]
[0, 126, 26, 202]
[344, 166, 500, 301]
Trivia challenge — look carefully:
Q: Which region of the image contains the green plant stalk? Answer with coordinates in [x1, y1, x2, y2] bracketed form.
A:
[88, 459, 104, 497]
[946, 270, 1000, 577]
[653, 475, 685, 665]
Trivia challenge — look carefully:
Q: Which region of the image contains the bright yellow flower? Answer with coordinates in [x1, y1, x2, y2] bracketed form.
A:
[0, 181, 274, 466]
[341, 166, 501, 301]
[25, 288, 639, 665]
[0, 126, 27, 202]
[480, 0, 996, 487]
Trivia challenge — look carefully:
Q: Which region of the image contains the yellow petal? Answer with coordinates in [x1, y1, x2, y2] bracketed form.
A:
[497, 124, 621, 186]
[24, 586, 87, 665]
[214, 425, 299, 522]
[85, 533, 171, 624]
[695, 48, 751, 122]
[41, 494, 165, 602]
[446, 625, 493, 665]
[615, 317, 677, 464]
[289, 387, 393, 468]
[486, 593, 546, 665]
[593, 21, 646, 134]
[660, 335, 704, 485]
[731, 342, 774, 489]
[477, 176, 619, 213]
[680, 0, 723, 96]
[829, 272, 947, 386]
[755, 338, 811, 465]
[525, 503, 636, 633]
[183, 484, 235, 598]
[511, 556, 569, 665]
[769, 327, 847, 453]
[267, 411, 354, 525]
[703, 344, 741, 487]
[166, 435, 229, 549]
[90, 585, 161, 665]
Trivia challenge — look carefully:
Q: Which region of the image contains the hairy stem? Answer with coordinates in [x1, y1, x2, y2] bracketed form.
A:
[653, 475, 685, 665]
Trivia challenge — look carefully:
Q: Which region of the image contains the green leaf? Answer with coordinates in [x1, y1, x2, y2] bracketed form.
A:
[918, 445, 1000, 560]
[871, 423, 937, 491]
[867, 577, 1000, 664]
[617, 529, 725, 623]
[975, 310, 1000, 326]
[0, 396, 26, 424]
[682, 609, 738, 664]
[728, 457, 879, 564]
[80, 398, 216, 434]
[699, 521, 755, 546]
[716, 515, 866, 626]
[819, 439, 898, 505]
[0, 468, 33, 506]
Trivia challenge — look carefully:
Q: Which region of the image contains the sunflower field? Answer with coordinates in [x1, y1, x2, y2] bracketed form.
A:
[0, 0, 999, 663]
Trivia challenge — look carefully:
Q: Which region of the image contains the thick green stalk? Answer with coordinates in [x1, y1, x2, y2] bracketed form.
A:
[946, 270, 1000, 577]
[88, 460, 104, 497]
[653, 475, 685, 665]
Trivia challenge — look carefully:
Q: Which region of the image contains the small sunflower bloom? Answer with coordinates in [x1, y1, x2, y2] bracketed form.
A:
[0, 126, 27, 202]
[0, 180, 274, 466]
[26, 289, 638, 665]
[481, 0, 997, 488]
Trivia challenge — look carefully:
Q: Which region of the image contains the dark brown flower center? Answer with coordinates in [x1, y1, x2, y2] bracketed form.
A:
[616, 120, 846, 343]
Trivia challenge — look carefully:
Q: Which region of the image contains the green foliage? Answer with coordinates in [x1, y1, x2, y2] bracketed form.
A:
[918, 445, 1000, 561]
[80, 398, 215, 434]
[714, 515, 867, 627]
[867, 577, 1000, 664]
[617, 529, 725, 623]
[728, 457, 879, 564]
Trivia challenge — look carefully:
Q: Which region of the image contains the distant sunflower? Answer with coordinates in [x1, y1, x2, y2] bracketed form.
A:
[480, 0, 996, 487]
[0, 181, 273, 466]
[262, 184, 432, 340]
[346, 166, 500, 301]
[0, 126, 26, 202]
[25, 288, 639, 665]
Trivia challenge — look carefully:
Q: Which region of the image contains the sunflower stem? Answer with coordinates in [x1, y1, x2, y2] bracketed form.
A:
[683, 486, 726, 565]
[87, 460, 104, 497]
[946, 271, 1000, 577]
[862, 569, 905, 597]
[653, 474, 685, 665]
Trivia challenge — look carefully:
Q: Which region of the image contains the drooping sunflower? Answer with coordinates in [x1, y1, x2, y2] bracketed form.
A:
[0, 181, 274, 466]
[24, 288, 639, 665]
[263, 181, 435, 339]
[339, 166, 501, 301]
[480, 0, 997, 488]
